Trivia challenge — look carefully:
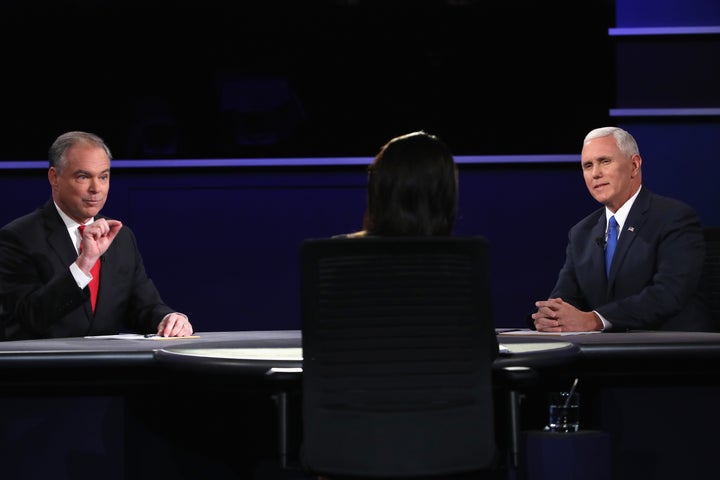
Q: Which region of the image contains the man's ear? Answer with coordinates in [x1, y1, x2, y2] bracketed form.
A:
[631, 153, 642, 177]
[48, 167, 58, 188]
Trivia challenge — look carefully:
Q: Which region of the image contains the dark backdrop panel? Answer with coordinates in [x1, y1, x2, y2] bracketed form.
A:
[120, 164, 598, 331]
[615, 0, 720, 26]
[0, 1, 612, 160]
[0, 163, 596, 332]
[617, 121, 720, 229]
[122, 171, 367, 330]
[614, 37, 720, 108]
[455, 164, 599, 326]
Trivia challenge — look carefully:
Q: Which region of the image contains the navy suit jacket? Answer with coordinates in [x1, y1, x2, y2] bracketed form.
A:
[0, 200, 176, 340]
[549, 187, 715, 332]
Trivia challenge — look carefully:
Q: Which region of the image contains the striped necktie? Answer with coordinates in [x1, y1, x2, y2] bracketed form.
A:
[78, 225, 101, 312]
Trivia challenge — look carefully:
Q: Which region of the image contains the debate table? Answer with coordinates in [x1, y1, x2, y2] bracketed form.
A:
[2, 329, 720, 480]
[150, 330, 720, 480]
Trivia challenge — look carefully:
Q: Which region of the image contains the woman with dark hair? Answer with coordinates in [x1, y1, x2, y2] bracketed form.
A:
[342, 130, 458, 237]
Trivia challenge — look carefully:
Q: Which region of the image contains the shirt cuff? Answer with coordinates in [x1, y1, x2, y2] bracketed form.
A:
[70, 262, 92, 289]
[593, 310, 611, 331]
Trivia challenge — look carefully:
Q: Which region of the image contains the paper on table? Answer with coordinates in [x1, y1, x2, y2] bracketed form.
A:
[83, 334, 200, 340]
[84, 334, 147, 340]
[146, 335, 201, 340]
[497, 329, 600, 336]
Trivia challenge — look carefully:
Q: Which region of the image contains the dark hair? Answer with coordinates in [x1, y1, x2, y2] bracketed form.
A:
[49, 131, 112, 172]
[363, 131, 458, 236]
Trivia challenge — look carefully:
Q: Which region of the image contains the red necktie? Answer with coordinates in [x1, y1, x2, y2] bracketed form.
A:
[78, 225, 101, 312]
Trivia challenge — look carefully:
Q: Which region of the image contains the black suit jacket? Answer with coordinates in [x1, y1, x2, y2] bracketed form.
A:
[0, 200, 176, 340]
[549, 187, 715, 332]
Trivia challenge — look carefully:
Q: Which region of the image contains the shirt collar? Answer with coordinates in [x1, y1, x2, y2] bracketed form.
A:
[605, 185, 641, 236]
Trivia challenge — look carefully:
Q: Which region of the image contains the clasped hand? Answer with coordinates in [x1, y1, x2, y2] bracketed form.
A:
[532, 298, 602, 332]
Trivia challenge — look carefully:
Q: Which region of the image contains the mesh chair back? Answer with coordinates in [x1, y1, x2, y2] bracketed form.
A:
[300, 236, 498, 478]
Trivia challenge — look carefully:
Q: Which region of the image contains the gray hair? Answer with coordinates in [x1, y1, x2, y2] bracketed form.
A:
[583, 126, 639, 158]
[49, 131, 113, 172]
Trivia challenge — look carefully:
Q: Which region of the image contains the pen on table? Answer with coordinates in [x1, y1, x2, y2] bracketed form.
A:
[144, 333, 163, 338]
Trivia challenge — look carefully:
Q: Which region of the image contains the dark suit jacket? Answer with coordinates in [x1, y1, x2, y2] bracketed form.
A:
[549, 187, 715, 332]
[0, 200, 176, 340]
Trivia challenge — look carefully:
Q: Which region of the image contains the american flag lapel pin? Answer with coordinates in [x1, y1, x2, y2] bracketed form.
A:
[627, 226, 635, 232]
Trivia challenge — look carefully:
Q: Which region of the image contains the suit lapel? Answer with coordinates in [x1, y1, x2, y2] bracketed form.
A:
[41, 202, 77, 267]
[591, 214, 607, 281]
[41, 201, 94, 319]
[607, 188, 651, 281]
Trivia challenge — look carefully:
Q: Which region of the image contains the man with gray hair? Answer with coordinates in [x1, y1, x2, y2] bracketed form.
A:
[532, 126, 713, 332]
[0, 130, 192, 340]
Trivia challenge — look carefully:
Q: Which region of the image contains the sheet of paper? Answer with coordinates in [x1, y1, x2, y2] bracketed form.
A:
[84, 334, 147, 340]
[497, 329, 600, 336]
[83, 334, 200, 340]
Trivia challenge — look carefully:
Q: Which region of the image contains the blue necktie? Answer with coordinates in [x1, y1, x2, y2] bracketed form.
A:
[606, 216, 618, 276]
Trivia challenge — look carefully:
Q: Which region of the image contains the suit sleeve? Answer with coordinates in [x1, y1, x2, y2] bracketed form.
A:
[0, 224, 89, 338]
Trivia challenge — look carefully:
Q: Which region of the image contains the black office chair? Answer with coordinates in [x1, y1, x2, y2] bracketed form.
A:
[298, 236, 505, 479]
[701, 226, 720, 324]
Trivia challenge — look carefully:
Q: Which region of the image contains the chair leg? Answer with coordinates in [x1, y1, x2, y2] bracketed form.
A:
[508, 389, 522, 469]
[273, 391, 288, 469]
[500, 365, 538, 475]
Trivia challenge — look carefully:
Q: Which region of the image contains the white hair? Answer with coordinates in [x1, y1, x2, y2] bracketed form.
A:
[583, 126, 639, 157]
